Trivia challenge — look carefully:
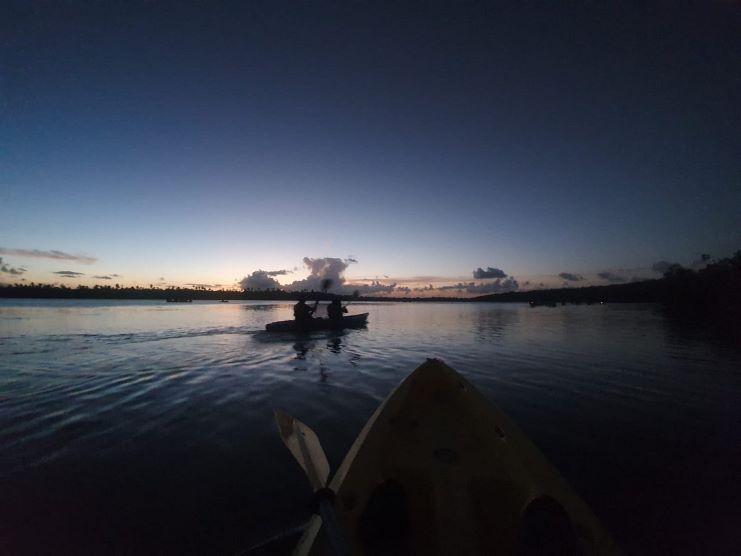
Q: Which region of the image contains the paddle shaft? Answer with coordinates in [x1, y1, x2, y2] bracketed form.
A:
[274, 409, 350, 555]
[317, 495, 351, 556]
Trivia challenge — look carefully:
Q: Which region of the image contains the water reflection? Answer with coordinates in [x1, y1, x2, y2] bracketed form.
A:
[326, 335, 342, 354]
[292, 334, 348, 356]
[241, 304, 281, 312]
[472, 303, 521, 342]
[293, 341, 311, 360]
[4, 300, 740, 555]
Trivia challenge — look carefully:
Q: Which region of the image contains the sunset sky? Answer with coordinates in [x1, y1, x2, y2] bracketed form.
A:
[3, 3, 739, 296]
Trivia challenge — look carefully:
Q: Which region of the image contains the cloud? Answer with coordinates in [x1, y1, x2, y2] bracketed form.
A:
[348, 280, 398, 295]
[240, 270, 282, 290]
[439, 277, 519, 294]
[54, 271, 85, 277]
[630, 276, 650, 283]
[651, 261, 679, 274]
[597, 272, 626, 283]
[558, 272, 584, 282]
[159, 277, 166, 281]
[690, 253, 712, 269]
[0, 248, 96, 264]
[413, 284, 436, 292]
[0, 257, 26, 275]
[284, 257, 356, 292]
[239, 258, 404, 294]
[473, 267, 507, 279]
[92, 273, 121, 280]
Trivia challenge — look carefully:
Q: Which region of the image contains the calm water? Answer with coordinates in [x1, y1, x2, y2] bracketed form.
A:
[1, 299, 739, 555]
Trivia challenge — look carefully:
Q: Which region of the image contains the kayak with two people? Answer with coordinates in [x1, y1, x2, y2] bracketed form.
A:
[266, 295, 366, 332]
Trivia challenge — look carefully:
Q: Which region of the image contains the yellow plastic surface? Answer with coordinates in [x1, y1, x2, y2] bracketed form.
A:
[294, 359, 620, 555]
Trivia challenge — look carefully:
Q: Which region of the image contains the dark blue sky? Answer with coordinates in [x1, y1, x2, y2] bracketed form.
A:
[3, 2, 740, 292]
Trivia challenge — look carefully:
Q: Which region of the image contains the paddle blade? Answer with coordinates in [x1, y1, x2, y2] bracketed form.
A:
[274, 409, 330, 491]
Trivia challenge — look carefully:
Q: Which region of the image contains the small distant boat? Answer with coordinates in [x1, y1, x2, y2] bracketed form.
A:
[220, 299, 229, 303]
[266, 313, 369, 332]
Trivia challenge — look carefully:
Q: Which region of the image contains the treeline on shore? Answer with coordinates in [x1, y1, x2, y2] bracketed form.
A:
[0, 283, 461, 303]
[476, 250, 741, 312]
[1, 251, 738, 311]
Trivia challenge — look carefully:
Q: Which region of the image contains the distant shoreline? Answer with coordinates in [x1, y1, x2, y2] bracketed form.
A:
[0, 281, 659, 304]
[1, 251, 738, 312]
[0, 277, 724, 307]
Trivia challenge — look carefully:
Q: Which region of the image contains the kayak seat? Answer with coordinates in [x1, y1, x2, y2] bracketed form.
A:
[357, 479, 409, 554]
[518, 496, 582, 556]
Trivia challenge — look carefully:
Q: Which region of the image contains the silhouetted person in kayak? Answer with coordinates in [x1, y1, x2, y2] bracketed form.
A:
[293, 297, 315, 322]
[327, 298, 347, 320]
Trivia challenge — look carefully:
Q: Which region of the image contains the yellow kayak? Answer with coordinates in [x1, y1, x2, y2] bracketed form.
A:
[290, 359, 619, 555]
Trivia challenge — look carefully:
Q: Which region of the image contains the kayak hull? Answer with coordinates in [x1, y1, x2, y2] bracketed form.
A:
[265, 313, 368, 332]
[294, 359, 619, 555]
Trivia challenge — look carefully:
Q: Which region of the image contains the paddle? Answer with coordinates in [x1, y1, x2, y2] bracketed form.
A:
[312, 278, 333, 315]
[274, 409, 351, 556]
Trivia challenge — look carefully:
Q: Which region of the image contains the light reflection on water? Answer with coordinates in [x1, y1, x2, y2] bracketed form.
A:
[0, 299, 739, 554]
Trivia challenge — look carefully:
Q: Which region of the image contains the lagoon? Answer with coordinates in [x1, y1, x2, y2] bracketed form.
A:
[1, 299, 739, 554]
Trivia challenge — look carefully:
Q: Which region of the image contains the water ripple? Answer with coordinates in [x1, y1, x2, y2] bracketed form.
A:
[1, 300, 740, 555]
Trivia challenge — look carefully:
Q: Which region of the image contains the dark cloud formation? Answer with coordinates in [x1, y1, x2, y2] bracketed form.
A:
[240, 258, 403, 295]
[240, 258, 520, 296]
[559, 272, 584, 282]
[93, 275, 112, 280]
[0, 257, 26, 275]
[630, 276, 650, 283]
[473, 267, 506, 279]
[651, 261, 678, 273]
[284, 257, 356, 292]
[239, 270, 283, 290]
[689, 253, 712, 269]
[351, 280, 399, 294]
[597, 272, 626, 283]
[54, 271, 84, 277]
[438, 277, 519, 294]
[413, 284, 436, 292]
[0, 248, 96, 264]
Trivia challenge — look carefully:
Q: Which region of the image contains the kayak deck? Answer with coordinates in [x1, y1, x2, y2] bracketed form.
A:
[293, 359, 619, 555]
[265, 313, 368, 332]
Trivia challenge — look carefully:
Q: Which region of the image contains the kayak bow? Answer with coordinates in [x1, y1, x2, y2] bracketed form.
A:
[281, 358, 620, 555]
